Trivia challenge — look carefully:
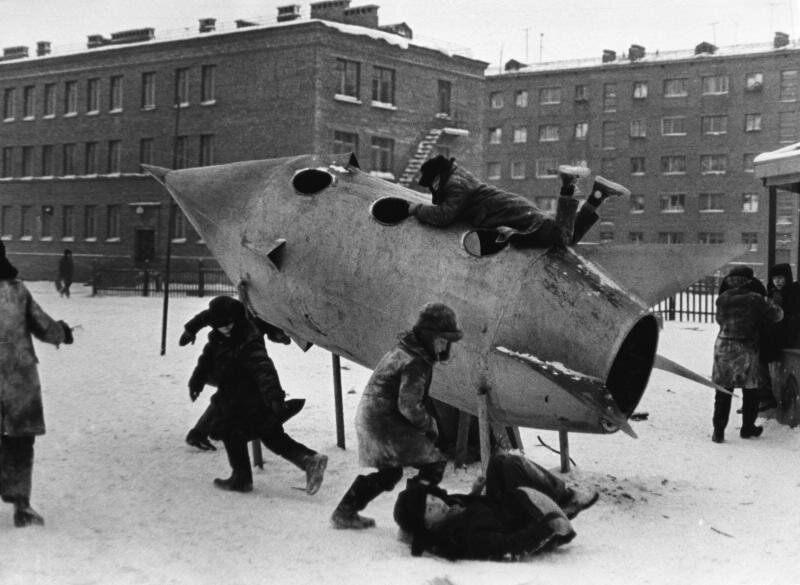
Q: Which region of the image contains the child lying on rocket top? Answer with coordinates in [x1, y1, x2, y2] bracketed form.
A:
[407, 155, 630, 247]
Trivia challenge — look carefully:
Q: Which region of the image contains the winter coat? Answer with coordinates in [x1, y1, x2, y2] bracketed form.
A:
[356, 331, 445, 469]
[712, 286, 783, 388]
[764, 263, 800, 355]
[0, 279, 66, 436]
[58, 255, 74, 283]
[414, 164, 571, 233]
[188, 320, 286, 441]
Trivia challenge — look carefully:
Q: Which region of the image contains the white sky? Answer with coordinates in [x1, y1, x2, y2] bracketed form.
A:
[0, 0, 797, 67]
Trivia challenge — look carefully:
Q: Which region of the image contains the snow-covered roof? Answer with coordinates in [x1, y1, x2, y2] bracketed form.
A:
[754, 142, 800, 189]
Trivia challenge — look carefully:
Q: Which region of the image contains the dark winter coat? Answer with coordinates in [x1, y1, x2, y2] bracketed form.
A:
[0, 279, 67, 435]
[764, 263, 800, 355]
[58, 255, 74, 284]
[414, 164, 572, 233]
[188, 320, 286, 440]
[712, 286, 783, 388]
[356, 331, 445, 468]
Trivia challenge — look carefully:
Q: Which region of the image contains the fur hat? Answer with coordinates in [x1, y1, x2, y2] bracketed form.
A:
[418, 155, 455, 188]
[727, 266, 754, 279]
[0, 241, 19, 280]
[207, 296, 246, 327]
[413, 302, 463, 341]
[393, 481, 447, 557]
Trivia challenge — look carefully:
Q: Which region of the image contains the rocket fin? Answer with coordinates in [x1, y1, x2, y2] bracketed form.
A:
[653, 354, 737, 397]
[242, 237, 286, 271]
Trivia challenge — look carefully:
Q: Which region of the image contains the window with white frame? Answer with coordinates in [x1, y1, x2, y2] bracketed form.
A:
[64, 81, 77, 115]
[574, 122, 588, 140]
[631, 157, 645, 175]
[538, 124, 559, 142]
[109, 76, 123, 112]
[745, 72, 763, 92]
[44, 83, 55, 117]
[661, 116, 687, 135]
[632, 81, 648, 99]
[700, 154, 727, 174]
[1, 205, 12, 238]
[745, 113, 762, 132]
[601, 121, 616, 149]
[84, 205, 96, 239]
[172, 207, 187, 240]
[486, 162, 501, 180]
[138, 138, 152, 167]
[20, 206, 32, 239]
[698, 232, 725, 244]
[107, 140, 121, 173]
[513, 127, 527, 143]
[199, 134, 214, 166]
[370, 136, 394, 173]
[40, 205, 52, 239]
[175, 68, 189, 106]
[663, 78, 688, 97]
[535, 159, 558, 178]
[574, 84, 588, 102]
[779, 111, 797, 142]
[780, 70, 798, 101]
[488, 127, 502, 144]
[23, 86, 35, 119]
[630, 119, 646, 138]
[21, 146, 33, 177]
[106, 205, 120, 239]
[630, 194, 645, 213]
[437, 80, 451, 115]
[603, 83, 617, 112]
[539, 87, 561, 105]
[658, 232, 684, 244]
[1, 147, 12, 178]
[201, 65, 216, 103]
[660, 193, 686, 212]
[701, 115, 727, 135]
[629, 231, 644, 243]
[514, 90, 528, 107]
[41, 145, 53, 176]
[510, 161, 525, 179]
[174, 136, 188, 169]
[62, 205, 75, 239]
[701, 75, 729, 95]
[660, 155, 686, 174]
[742, 193, 759, 212]
[141, 72, 156, 109]
[86, 78, 99, 114]
[490, 92, 504, 108]
[336, 59, 360, 100]
[743, 153, 756, 173]
[371, 66, 395, 105]
[3, 88, 15, 120]
[699, 192, 724, 212]
[85, 141, 97, 174]
[742, 232, 758, 251]
[62, 143, 76, 175]
[534, 196, 557, 213]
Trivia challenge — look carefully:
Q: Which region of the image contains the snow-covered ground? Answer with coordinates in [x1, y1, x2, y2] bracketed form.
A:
[2, 282, 798, 585]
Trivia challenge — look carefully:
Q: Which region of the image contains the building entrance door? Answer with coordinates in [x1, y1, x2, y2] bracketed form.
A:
[134, 229, 156, 264]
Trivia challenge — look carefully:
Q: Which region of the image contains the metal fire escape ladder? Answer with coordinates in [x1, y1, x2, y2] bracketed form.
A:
[397, 128, 444, 187]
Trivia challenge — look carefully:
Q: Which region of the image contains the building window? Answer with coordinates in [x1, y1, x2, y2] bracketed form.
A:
[574, 122, 588, 140]
[21, 146, 33, 177]
[84, 205, 97, 240]
[23, 86, 35, 119]
[633, 81, 648, 99]
[630, 194, 645, 213]
[3, 88, 15, 120]
[599, 232, 615, 243]
[141, 72, 156, 109]
[41, 145, 54, 176]
[629, 231, 644, 243]
[742, 193, 759, 212]
[663, 78, 688, 97]
[62, 205, 75, 239]
[630, 157, 645, 175]
[333, 130, 358, 155]
[629, 119, 647, 138]
[106, 205, 120, 239]
[779, 111, 797, 142]
[107, 140, 121, 173]
[62, 143, 77, 175]
[699, 192, 725, 212]
[743, 153, 756, 173]
[41, 205, 53, 239]
[744, 113, 762, 132]
[601, 121, 616, 149]
[661, 116, 687, 135]
[514, 90, 528, 107]
[510, 161, 525, 179]
[780, 70, 798, 101]
[64, 81, 78, 115]
[172, 207, 187, 240]
[488, 127, 502, 144]
[486, 162, 501, 180]
[658, 232, 684, 244]
[660, 193, 686, 212]
[513, 127, 527, 143]
[201, 65, 216, 103]
[139, 138, 153, 166]
[701, 115, 727, 135]
[175, 136, 188, 169]
[698, 232, 725, 244]
[534, 197, 557, 213]
[336, 59, 360, 100]
[20, 206, 32, 239]
[370, 137, 394, 173]
[437, 80, 451, 115]
[701, 75, 729, 95]
[700, 154, 727, 174]
[110, 75, 123, 111]
[602, 83, 617, 112]
[745, 72, 763, 92]
[44, 83, 55, 117]
[535, 159, 558, 178]
[538, 124, 559, 142]
[539, 87, 561, 105]
[199, 134, 214, 166]
[742, 232, 758, 252]
[574, 84, 588, 102]
[371, 67, 395, 105]
[85, 142, 97, 175]
[1, 147, 12, 177]
[87, 78, 100, 114]
[489, 92, 503, 108]
[1, 205, 11, 238]
[175, 68, 189, 106]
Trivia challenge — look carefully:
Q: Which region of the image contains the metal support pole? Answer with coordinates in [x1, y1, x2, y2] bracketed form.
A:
[559, 428, 571, 473]
[251, 440, 264, 469]
[477, 388, 491, 476]
[332, 353, 345, 449]
[454, 409, 472, 468]
[768, 185, 777, 273]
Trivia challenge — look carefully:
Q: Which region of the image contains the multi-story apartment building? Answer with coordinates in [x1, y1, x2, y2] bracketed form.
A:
[0, 1, 486, 279]
[485, 33, 800, 277]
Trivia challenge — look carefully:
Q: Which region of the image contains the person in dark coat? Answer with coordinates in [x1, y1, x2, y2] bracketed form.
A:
[331, 302, 463, 530]
[187, 296, 328, 494]
[0, 241, 74, 527]
[407, 155, 630, 246]
[711, 266, 783, 443]
[179, 302, 291, 451]
[56, 249, 74, 298]
[392, 452, 599, 560]
[765, 263, 800, 353]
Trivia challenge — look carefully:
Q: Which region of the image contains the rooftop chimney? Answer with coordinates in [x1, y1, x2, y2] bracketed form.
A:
[277, 5, 302, 22]
[199, 18, 216, 33]
[628, 44, 645, 61]
[602, 49, 616, 63]
[775, 31, 790, 48]
[504, 59, 527, 72]
[36, 41, 51, 57]
[87, 34, 109, 49]
[378, 22, 412, 38]
[310, 0, 351, 23]
[694, 41, 717, 55]
[1, 46, 29, 60]
[343, 4, 379, 29]
[109, 28, 155, 44]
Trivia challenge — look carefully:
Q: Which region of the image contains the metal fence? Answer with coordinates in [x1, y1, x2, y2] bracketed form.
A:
[651, 276, 724, 323]
[92, 261, 236, 297]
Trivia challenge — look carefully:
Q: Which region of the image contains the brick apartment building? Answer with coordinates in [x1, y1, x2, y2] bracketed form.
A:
[485, 33, 800, 278]
[0, 1, 486, 280]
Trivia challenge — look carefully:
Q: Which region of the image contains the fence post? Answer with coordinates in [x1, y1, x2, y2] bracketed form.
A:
[668, 296, 676, 321]
[143, 262, 150, 297]
[91, 260, 99, 296]
[198, 260, 205, 298]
